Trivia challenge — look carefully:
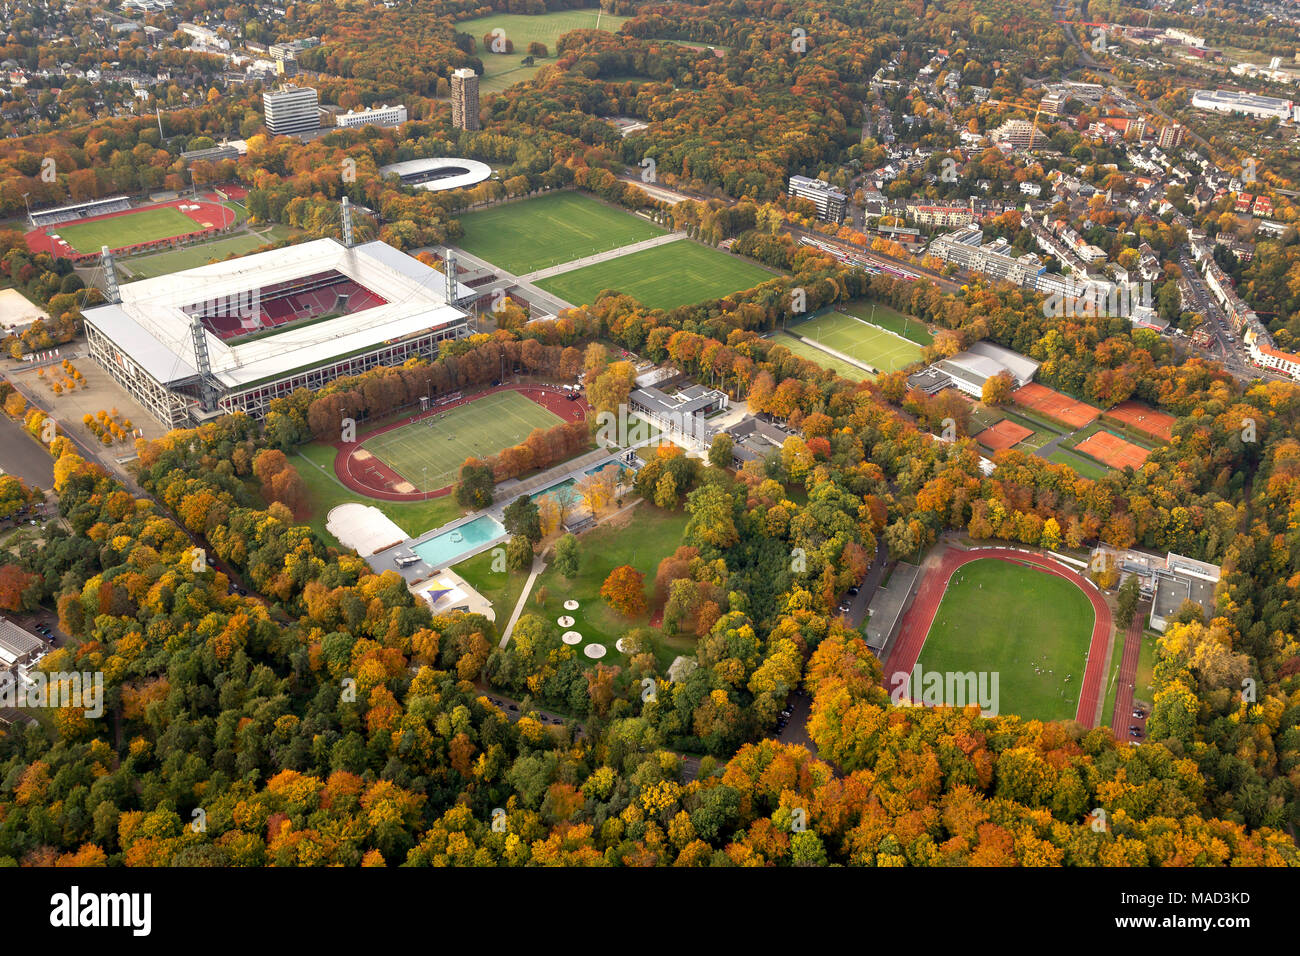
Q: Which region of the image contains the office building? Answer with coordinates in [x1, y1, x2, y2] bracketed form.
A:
[263, 85, 320, 136]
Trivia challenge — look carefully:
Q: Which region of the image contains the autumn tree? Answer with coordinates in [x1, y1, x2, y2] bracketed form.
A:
[981, 371, 1015, 406]
[600, 565, 646, 618]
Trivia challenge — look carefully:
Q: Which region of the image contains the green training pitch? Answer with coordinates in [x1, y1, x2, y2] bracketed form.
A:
[789, 311, 923, 374]
[54, 207, 202, 254]
[840, 300, 932, 345]
[537, 239, 775, 311]
[457, 192, 662, 275]
[363, 390, 564, 492]
[917, 558, 1095, 722]
[120, 232, 273, 278]
[769, 331, 873, 381]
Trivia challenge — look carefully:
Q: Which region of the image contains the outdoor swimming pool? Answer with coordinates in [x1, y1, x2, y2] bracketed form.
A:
[414, 515, 506, 569]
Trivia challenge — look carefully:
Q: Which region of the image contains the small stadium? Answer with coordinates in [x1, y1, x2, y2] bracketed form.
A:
[24, 191, 244, 262]
[885, 547, 1113, 725]
[336, 384, 589, 499]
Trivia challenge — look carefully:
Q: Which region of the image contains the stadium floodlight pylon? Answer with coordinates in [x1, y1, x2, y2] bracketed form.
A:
[100, 246, 121, 304]
[341, 196, 354, 249]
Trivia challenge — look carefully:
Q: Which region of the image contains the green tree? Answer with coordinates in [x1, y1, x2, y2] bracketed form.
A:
[506, 534, 534, 572]
[553, 533, 579, 578]
[503, 495, 541, 544]
[708, 433, 734, 470]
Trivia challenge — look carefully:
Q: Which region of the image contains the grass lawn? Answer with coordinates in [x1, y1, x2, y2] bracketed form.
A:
[1134, 629, 1159, 705]
[769, 331, 873, 381]
[840, 299, 933, 345]
[788, 310, 923, 373]
[1045, 448, 1110, 480]
[918, 558, 1096, 722]
[459, 10, 630, 93]
[364, 390, 563, 492]
[120, 232, 279, 278]
[454, 548, 528, 633]
[538, 240, 774, 311]
[56, 207, 202, 253]
[529, 501, 691, 667]
[292, 443, 465, 545]
[457, 192, 663, 275]
[1100, 631, 1126, 727]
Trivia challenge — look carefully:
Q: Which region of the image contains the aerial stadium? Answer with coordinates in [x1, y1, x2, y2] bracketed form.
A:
[83, 233, 474, 429]
[379, 157, 493, 192]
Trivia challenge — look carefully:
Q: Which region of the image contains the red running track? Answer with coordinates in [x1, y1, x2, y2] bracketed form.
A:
[24, 197, 235, 261]
[881, 546, 1113, 727]
[333, 382, 589, 502]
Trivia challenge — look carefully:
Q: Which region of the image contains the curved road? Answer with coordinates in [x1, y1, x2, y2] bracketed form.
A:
[881, 546, 1113, 727]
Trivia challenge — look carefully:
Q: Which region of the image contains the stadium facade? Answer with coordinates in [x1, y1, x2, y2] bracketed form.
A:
[83, 239, 472, 428]
[379, 157, 492, 192]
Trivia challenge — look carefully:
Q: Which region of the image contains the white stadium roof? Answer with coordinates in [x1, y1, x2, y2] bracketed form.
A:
[84, 239, 472, 389]
[379, 157, 492, 192]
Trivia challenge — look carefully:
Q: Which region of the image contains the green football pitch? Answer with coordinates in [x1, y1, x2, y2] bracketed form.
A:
[363, 390, 564, 492]
[917, 558, 1095, 722]
[537, 240, 775, 311]
[789, 311, 923, 374]
[457, 192, 663, 275]
[54, 207, 203, 254]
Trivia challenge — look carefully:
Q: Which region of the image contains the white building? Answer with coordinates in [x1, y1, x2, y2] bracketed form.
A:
[787, 175, 847, 223]
[1191, 89, 1296, 122]
[335, 103, 408, 129]
[263, 85, 319, 136]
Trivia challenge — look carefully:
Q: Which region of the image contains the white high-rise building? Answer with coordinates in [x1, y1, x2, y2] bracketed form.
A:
[263, 85, 320, 136]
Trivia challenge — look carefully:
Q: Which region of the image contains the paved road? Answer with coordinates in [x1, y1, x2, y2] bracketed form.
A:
[843, 546, 887, 628]
[518, 233, 685, 283]
[0, 413, 55, 490]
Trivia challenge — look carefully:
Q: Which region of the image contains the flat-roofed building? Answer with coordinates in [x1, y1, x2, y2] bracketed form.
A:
[0, 620, 44, 670]
[335, 103, 407, 129]
[788, 175, 848, 223]
[263, 85, 319, 136]
[1150, 552, 1221, 632]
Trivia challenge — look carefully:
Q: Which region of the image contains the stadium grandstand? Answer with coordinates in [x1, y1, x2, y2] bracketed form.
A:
[29, 195, 131, 228]
[83, 237, 475, 428]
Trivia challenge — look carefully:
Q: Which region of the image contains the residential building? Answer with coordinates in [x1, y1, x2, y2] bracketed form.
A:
[788, 175, 848, 223]
[450, 68, 480, 131]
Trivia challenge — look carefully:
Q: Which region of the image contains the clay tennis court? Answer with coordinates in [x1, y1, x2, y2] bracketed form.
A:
[1105, 400, 1175, 442]
[974, 419, 1034, 451]
[1075, 430, 1151, 470]
[1011, 383, 1101, 429]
